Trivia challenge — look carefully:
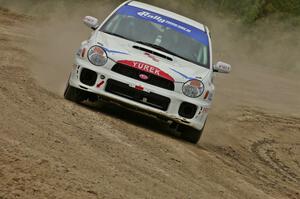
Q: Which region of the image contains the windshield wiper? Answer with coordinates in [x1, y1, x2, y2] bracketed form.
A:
[136, 41, 191, 62]
[137, 41, 207, 67]
[102, 31, 131, 40]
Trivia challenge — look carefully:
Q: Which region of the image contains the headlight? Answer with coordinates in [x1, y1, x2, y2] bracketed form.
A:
[87, 46, 107, 66]
[182, 79, 205, 98]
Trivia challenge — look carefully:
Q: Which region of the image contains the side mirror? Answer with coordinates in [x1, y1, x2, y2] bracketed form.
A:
[83, 16, 99, 30]
[213, 61, 231, 73]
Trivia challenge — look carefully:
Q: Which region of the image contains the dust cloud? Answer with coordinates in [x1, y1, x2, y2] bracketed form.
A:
[0, 0, 116, 94]
[24, 1, 116, 94]
[2, 0, 299, 97]
[0, 2, 300, 198]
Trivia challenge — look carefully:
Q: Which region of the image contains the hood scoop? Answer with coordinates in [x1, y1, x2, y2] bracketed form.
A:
[132, 45, 173, 61]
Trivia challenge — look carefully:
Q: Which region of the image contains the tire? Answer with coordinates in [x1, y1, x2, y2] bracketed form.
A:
[178, 122, 206, 144]
[64, 84, 87, 103]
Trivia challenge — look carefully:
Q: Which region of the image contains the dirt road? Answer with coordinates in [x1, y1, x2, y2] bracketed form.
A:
[0, 5, 299, 199]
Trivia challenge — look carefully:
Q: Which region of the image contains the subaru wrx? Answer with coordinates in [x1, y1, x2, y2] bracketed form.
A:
[64, 0, 231, 143]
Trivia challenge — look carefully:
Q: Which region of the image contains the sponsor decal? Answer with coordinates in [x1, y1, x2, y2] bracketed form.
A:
[139, 74, 149, 80]
[118, 60, 174, 82]
[203, 107, 209, 113]
[137, 11, 192, 33]
[198, 107, 209, 115]
[219, 64, 230, 71]
[116, 5, 209, 46]
[137, 11, 166, 24]
[84, 16, 97, 24]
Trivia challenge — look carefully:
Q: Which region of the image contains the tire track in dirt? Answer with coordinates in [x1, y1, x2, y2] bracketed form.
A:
[1, 5, 300, 199]
[207, 108, 300, 199]
[251, 140, 300, 183]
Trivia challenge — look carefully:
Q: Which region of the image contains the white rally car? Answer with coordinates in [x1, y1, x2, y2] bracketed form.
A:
[64, 0, 231, 143]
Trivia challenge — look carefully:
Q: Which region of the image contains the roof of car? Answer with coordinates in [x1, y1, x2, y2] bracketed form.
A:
[128, 1, 207, 32]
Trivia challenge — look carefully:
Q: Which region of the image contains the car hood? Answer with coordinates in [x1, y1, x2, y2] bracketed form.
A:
[96, 32, 210, 83]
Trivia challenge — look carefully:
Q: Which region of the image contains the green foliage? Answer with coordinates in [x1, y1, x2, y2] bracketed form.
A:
[186, 0, 300, 23]
[1, 0, 299, 23]
[219, 0, 300, 22]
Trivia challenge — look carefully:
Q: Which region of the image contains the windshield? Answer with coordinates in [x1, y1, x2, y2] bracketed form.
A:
[101, 5, 210, 69]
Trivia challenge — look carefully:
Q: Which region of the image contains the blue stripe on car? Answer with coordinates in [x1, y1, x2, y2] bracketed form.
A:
[103, 47, 129, 55]
[170, 68, 195, 80]
[116, 5, 209, 46]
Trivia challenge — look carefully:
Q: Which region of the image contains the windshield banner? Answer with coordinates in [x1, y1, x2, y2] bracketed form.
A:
[116, 5, 209, 46]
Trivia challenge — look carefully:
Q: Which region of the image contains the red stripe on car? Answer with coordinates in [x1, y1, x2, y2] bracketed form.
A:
[117, 60, 174, 82]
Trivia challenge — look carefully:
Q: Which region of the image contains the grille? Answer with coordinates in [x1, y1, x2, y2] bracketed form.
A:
[111, 63, 174, 91]
[105, 79, 170, 111]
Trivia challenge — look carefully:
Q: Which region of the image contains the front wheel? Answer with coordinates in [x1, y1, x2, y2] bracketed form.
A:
[178, 122, 206, 144]
[64, 84, 88, 103]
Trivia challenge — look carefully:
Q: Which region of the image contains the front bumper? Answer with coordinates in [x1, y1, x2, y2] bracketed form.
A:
[68, 58, 210, 130]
